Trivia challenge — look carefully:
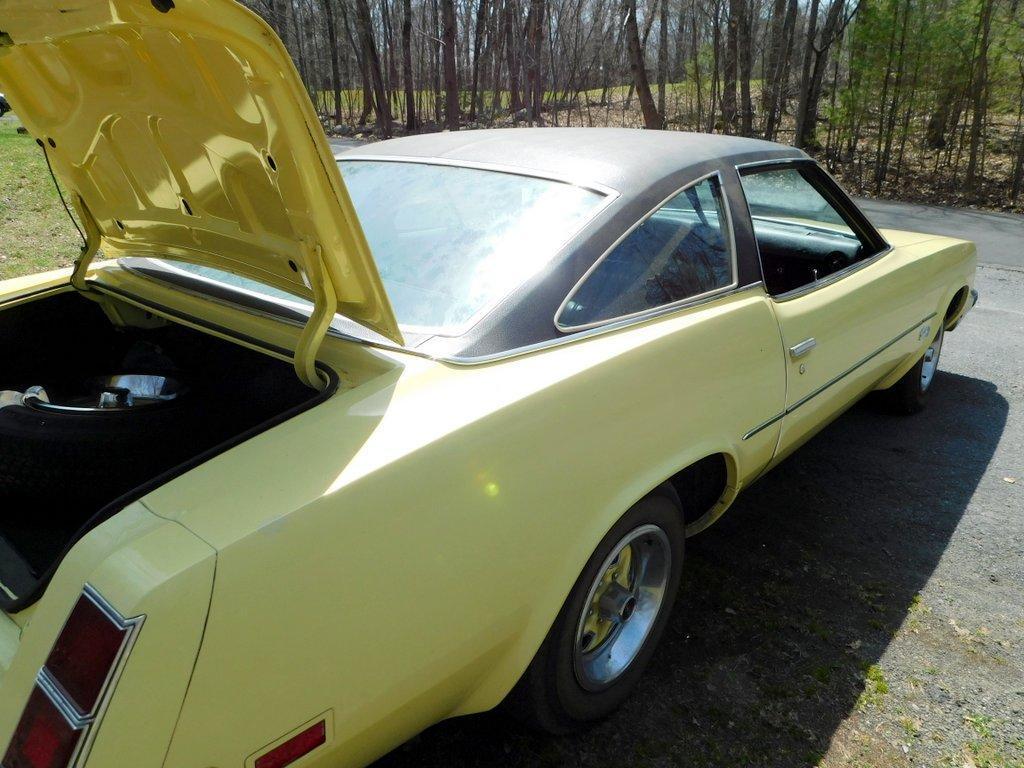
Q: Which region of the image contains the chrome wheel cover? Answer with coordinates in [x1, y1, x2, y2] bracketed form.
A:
[573, 524, 672, 691]
[921, 327, 944, 392]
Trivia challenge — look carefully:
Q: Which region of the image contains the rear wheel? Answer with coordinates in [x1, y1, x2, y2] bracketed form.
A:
[885, 325, 945, 414]
[507, 491, 684, 733]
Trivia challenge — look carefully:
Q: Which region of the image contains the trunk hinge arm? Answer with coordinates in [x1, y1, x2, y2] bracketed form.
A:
[69, 194, 102, 292]
[294, 242, 337, 391]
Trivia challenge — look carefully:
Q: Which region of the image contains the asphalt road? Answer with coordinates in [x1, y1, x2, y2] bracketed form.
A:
[856, 198, 1024, 270]
[363, 197, 1024, 763]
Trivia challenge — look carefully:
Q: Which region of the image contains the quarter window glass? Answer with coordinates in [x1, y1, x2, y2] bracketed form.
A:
[558, 176, 734, 328]
[740, 167, 875, 296]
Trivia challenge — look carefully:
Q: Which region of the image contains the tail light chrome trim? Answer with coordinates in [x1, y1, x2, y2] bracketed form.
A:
[63, 585, 145, 768]
[55, 585, 145, 719]
[1, 585, 144, 768]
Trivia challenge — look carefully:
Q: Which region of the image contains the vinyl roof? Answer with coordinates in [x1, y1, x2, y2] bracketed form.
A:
[339, 127, 806, 191]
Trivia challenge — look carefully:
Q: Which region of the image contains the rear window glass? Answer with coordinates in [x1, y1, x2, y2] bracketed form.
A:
[340, 160, 606, 332]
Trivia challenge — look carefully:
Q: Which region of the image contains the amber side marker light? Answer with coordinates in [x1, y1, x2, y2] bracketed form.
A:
[254, 721, 328, 768]
[2, 586, 143, 768]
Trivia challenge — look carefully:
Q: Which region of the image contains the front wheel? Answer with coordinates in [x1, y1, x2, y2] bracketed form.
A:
[885, 325, 945, 414]
[506, 491, 684, 734]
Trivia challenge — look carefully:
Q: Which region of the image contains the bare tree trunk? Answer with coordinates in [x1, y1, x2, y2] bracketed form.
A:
[491, 0, 506, 119]
[877, 0, 909, 188]
[872, 0, 899, 192]
[624, 0, 661, 128]
[1012, 66, 1024, 199]
[359, 45, 374, 123]
[691, 0, 703, 129]
[355, 0, 394, 136]
[321, 0, 343, 123]
[737, 0, 752, 135]
[525, 0, 546, 124]
[469, 0, 490, 121]
[794, 0, 820, 147]
[722, 0, 739, 133]
[402, 0, 417, 129]
[657, 0, 668, 122]
[442, 0, 460, 129]
[762, 0, 787, 139]
[926, 87, 957, 149]
[966, 0, 994, 189]
[431, 0, 443, 123]
[799, 0, 850, 149]
[505, 0, 524, 115]
[379, 0, 397, 107]
[707, 0, 722, 132]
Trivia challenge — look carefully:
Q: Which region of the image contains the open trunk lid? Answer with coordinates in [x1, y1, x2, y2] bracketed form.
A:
[0, 0, 401, 385]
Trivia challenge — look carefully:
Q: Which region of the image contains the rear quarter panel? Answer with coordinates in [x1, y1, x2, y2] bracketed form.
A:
[152, 287, 787, 768]
[0, 504, 215, 768]
[872, 230, 978, 389]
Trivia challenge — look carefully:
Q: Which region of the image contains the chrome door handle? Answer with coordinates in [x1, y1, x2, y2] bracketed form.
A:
[789, 338, 817, 359]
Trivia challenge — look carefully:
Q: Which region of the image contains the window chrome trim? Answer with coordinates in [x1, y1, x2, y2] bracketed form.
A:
[96, 265, 765, 369]
[733, 158, 894, 303]
[461, 280, 764, 364]
[554, 169, 739, 333]
[336, 154, 621, 199]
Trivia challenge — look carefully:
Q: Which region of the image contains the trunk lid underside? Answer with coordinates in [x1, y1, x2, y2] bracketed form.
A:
[0, 0, 402, 383]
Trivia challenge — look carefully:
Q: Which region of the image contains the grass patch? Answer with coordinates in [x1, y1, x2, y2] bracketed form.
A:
[0, 118, 80, 281]
[963, 738, 1024, 768]
[899, 715, 922, 739]
[855, 663, 890, 711]
[965, 714, 996, 739]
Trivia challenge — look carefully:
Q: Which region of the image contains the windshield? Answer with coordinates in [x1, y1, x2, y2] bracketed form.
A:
[150, 161, 606, 336]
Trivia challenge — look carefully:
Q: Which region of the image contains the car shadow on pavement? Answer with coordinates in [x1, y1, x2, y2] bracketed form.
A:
[372, 371, 1008, 768]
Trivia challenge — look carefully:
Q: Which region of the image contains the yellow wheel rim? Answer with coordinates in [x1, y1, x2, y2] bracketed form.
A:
[573, 524, 672, 691]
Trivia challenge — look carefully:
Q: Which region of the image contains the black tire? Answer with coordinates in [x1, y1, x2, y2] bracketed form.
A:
[505, 488, 684, 734]
[0, 399, 202, 515]
[883, 325, 945, 415]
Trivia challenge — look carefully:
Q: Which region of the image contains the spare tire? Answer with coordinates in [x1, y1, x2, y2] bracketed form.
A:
[0, 395, 204, 519]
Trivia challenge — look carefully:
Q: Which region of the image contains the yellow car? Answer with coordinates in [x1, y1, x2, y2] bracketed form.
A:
[0, 2, 977, 767]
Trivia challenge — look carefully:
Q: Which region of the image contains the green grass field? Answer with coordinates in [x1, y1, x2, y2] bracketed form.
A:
[0, 118, 80, 282]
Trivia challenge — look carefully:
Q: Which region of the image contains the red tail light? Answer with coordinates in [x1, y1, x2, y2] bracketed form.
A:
[44, 592, 132, 715]
[1, 687, 84, 768]
[2, 587, 143, 768]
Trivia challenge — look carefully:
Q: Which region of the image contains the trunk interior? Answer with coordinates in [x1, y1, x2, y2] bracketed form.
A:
[0, 289, 327, 612]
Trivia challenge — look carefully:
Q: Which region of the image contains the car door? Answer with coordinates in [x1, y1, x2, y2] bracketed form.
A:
[556, 170, 787, 500]
[738, 161, 935, 462]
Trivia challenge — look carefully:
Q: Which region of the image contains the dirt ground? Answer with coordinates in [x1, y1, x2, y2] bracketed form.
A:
[372, 265, 1024, 767]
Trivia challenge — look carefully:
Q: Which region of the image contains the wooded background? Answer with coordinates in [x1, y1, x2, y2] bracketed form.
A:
[241, 0, 1024, 211]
